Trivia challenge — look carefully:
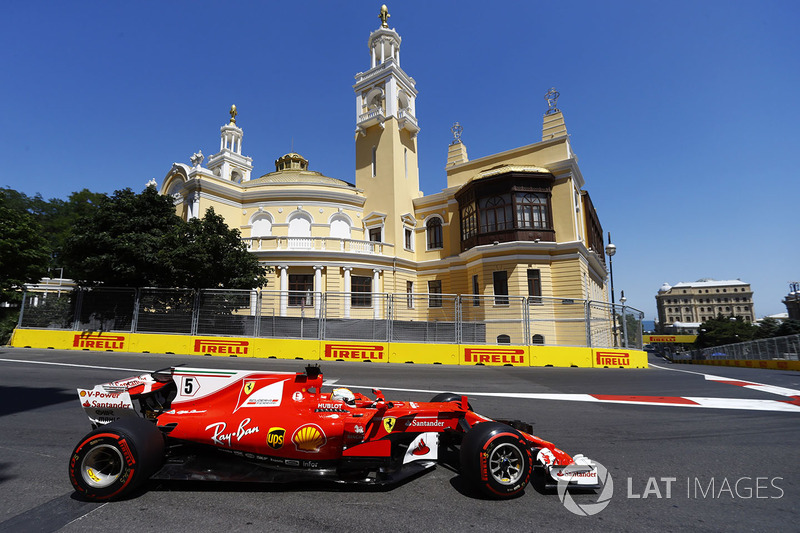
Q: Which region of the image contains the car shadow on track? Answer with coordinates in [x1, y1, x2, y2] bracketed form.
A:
[0, 386, 75, 417]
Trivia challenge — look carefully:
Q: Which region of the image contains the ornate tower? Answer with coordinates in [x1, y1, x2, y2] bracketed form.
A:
[354, 5, 420, 251]
[207, 105, 254, 183]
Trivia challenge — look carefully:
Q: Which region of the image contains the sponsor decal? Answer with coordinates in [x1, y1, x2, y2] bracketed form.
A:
[323, 343, 385, 361]
[72, 334, 125, 350]
[643, 335, 697, 344]
[411, 437, 431, 456]
[244, 381, 255, 395]
[383, 417, 397, 433]
[165, 409, 207, 415]
[292, 424, 327, 453]
[406, 418, 445, 428]
[111, 376, 148, 389]
[315, 402, 348, 412]
[557, 460, 613, 516]
[464, 348, 526, 364]
[79, 390, 133, 410]
[353, 425, 364, 434]
[193, 339, 249, 355]
[235, 380, 284, 411]
[266, 427, 285, 450]
[293, 391, 304, 402]
[205, 418, 260, 447]
[119, 439, 135, 466]
[596, 351, 631, 367]
[403, 432, 439, 464]
[537, 448, 556, 466]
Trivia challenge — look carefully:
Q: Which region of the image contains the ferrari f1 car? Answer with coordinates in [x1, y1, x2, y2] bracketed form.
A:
[69, 365, 600, 501]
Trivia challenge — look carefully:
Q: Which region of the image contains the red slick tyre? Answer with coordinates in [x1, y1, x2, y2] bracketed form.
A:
[460, 422, 532, 499]
[68, 418, 165, 501]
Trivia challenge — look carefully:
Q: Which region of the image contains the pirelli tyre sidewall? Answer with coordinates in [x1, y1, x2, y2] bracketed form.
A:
[460, 422, 532, 499]
[69, 418, 165, 501]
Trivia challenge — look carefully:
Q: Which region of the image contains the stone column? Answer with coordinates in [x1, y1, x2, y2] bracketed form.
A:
[343, 267, 352, 318]
[373, 269, 382, 319]
[313, 265, 324, 318]
[279, 265, 288, 317]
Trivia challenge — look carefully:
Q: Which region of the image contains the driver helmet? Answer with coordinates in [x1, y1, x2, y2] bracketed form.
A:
[331, 387, 356, 405]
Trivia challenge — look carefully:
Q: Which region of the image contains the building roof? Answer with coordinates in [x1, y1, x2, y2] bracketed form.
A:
[247, 171, 356, 188]
[670, 278, 749, 288]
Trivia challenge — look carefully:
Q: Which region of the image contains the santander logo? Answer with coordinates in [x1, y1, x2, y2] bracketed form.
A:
[411, 437, 430, 456]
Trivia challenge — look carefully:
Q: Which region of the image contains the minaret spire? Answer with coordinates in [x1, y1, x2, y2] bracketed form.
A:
[207, 105, 253, 183]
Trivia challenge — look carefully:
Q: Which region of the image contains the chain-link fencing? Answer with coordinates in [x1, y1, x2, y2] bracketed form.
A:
[16, 287, 644, 348]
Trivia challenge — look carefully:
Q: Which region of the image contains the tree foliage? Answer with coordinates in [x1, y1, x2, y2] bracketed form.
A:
[0, 190, 50, 303]
[0, 186, 105, 268]
[62, 187, 267, 289]
[694, 314, 758, 349]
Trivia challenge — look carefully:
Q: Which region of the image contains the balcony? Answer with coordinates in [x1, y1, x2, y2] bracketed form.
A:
[397, 109, 419, 135]
[243, 236, 393, 255]
[357, 108, 385, 132]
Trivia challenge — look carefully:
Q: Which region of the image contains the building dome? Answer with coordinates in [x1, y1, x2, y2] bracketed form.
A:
[658, 282, 671, 293]
[275, 152, 309, 172]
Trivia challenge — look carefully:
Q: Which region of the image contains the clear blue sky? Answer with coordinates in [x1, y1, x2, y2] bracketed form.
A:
[2, 1, 797, 320]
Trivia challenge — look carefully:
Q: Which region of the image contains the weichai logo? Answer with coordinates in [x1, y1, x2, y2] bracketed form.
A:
[464, 348, 526, 364]
[73, 334, 125, 350]
[324, 343, 384, 361]
[194, 339, 249, 355]
[596, 351, 631, 366]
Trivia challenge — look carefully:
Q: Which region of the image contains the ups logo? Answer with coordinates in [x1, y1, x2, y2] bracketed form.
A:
[267, 427, 285, 450]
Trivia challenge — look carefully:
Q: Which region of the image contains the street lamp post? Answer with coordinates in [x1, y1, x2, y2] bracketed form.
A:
[605, 233, 617, 347]
[620, 290, 628, 348]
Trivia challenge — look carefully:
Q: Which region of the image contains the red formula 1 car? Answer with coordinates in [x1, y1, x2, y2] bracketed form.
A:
[69, 365, 600, 501]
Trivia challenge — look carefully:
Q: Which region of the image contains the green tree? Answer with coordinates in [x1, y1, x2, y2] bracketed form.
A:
[0, 190, 50, 303]
[165, 207, 268, 289]
[776, 319, 800, 337]
[0, 186, 105, 269]
[694, 314, 758, 349]
[754, 317, 780, 339]
[62, 187, 267, 289]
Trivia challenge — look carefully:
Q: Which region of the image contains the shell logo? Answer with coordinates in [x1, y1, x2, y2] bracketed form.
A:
[292, 424, 327, 453]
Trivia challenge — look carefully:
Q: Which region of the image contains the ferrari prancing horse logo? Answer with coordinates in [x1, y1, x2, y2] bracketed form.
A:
[244, 381, 255, 395]
[383, 417, 396, 433]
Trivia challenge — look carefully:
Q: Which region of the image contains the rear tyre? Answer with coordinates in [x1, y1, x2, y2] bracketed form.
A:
[68, 418, 164, 501]
[430, 392, 473, 412]
[460, 422, 532, 499]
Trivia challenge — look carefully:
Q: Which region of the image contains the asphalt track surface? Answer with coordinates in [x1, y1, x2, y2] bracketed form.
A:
[1, 348, 799, 533]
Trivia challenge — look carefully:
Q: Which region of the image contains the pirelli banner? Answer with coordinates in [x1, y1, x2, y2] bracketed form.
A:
[643, 335, 698, 344]
[9, 329, 646, 368]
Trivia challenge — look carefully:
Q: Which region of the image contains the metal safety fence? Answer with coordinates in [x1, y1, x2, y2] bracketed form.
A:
[17, 287, 644, 349]
[689, 334, 800, 361]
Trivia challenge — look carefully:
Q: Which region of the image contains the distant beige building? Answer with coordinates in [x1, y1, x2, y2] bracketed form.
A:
[159, 7, 612, 346]
[656, 279, 755, 333]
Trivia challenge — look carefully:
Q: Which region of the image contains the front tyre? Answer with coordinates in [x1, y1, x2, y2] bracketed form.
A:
[460, 422, 532, 499]
[68, 418, 164, 501]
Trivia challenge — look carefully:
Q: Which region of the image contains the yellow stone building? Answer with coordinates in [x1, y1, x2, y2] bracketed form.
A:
[159, 8, 611, 347]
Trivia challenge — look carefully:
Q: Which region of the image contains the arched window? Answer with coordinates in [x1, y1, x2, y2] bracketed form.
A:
[532, 334, 545, 345]
[460, 203, 477, 240]
[287, 212, 312, 249]
[329, 214, 351, 239]
[426, 217, 443, 250]
[516, 192, 548, 229]
[251, 214, 273, 237]
[479, 194, 512, 232]
[497, 334, 511, 345]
